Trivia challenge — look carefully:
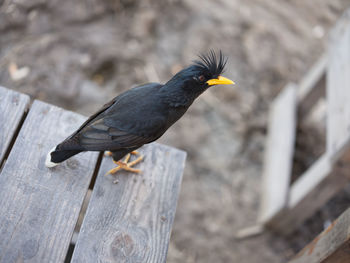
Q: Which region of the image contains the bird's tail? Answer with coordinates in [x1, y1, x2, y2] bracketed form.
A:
[45, 140, 83, 167]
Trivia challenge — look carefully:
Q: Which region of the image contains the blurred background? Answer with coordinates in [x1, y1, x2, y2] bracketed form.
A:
[1, 0, 350, 262]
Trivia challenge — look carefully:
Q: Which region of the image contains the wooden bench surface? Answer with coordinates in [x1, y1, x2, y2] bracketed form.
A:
[0, 86, 186, 262]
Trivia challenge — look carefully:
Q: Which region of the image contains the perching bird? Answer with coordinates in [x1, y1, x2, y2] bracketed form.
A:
[45, 51, 234, 175]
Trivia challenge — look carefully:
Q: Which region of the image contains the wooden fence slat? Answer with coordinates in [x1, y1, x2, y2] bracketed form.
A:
[327, 9, 350, 156]
[0, 86, 29, 165]
[71, 143, 186, 263]
[289, 207, 350, 263]
[258, 84, 297, 224]
[0, 100, 98, 262]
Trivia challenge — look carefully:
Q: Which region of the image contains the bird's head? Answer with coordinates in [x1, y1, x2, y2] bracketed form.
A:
[191, 50, 234, 88]
[161, 50, 235, 107]
[165, 50, 234, 95]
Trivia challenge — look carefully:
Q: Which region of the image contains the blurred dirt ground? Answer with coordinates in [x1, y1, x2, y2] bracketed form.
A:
[1, 0, 350, 262]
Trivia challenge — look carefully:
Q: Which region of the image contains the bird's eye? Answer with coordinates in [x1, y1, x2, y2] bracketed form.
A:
[198, 75, 205, 82]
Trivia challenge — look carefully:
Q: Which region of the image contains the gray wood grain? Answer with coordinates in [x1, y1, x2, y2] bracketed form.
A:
[71, 143, 186, 263]
[0, 86, 30, 165]
[289, 207, 350, 263]
[258, 84, 297, 224]
[327, 9, 350, 156]
[0, 100, 99, 262]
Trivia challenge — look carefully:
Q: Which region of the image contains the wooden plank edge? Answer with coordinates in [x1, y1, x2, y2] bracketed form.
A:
[289, 207, 350, 263]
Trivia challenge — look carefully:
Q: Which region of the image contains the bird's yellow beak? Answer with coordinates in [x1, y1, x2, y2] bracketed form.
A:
[206, 76, 235, 86]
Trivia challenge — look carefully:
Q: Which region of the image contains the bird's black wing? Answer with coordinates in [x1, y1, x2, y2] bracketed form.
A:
[78, 115, 166, 151]
[71, 82, 167, 151]
[69, 97, 118, 137]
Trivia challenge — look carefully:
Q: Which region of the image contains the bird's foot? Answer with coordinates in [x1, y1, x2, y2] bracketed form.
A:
[105, 151, 143, 176]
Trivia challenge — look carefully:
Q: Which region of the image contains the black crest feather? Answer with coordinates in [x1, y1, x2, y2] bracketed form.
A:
[193, 50, 227, 77]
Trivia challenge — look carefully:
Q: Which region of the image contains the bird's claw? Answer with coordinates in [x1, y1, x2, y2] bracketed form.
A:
[105, 151, 143, 176]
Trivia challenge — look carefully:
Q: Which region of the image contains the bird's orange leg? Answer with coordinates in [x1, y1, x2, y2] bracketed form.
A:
[105, 151, 144, 176]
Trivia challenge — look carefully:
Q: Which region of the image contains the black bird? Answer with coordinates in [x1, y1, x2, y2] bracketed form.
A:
[46, 51, 234, 174]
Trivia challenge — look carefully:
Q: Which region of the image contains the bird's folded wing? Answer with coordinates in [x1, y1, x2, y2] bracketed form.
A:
[79, 117, 164, 150]
[66, 82, 165, 150]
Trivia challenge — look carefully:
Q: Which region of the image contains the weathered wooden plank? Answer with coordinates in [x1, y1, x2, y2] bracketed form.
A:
[327, 9, 350, 156]
[0, 100, 99, 262]
[297, 54, 326, 118]
[71, 143, 186, 263]
[258, 84, 297, 224]
[268, 153, 349, 235]
[0, 86, 30, 165]
[289, 207, 350, 263]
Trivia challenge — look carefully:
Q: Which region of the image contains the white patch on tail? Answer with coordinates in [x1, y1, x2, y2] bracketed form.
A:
[45, 147, 59, 168]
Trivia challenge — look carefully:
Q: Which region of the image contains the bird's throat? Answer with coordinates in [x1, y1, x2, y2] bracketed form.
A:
[160, 89, 198, 108]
